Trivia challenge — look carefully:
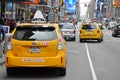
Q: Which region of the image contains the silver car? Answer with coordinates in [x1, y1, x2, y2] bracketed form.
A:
[60, 23, 76, 41]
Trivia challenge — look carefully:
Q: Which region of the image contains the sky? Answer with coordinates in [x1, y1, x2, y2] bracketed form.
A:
[79, 0, 91, 17]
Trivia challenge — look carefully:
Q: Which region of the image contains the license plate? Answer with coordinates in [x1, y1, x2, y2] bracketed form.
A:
[22, 58, 44, 62]
[29, 47, 40, 53]
[63, 31, 69, 34]
[86, 29, 92, 32]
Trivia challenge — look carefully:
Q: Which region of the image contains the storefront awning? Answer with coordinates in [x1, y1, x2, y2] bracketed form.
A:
[16, 6, 30, 11]
[5, 0, 33, 2]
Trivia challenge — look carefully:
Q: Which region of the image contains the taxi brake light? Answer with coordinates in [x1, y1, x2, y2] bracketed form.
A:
[97, 30, 100, 34]
[80, 30, 82, 34]
[58, 37, 63, 50]
[7, 36, 12, 50]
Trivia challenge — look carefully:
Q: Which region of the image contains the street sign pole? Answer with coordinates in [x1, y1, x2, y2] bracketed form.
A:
[0, 0, 5, 24]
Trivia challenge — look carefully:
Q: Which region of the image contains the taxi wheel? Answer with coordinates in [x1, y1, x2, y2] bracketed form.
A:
[98, 39, 101, 42]
[6, 68, 16, 76]
[58, 68, 66, 76]
[101, 38, 103, 42]
[101, 36, 103, 42]
[80, 39, 83, 42]
[112, 33, 116, 37]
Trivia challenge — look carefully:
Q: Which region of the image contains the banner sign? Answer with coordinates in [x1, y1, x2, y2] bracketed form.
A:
[21, 0, 38, 4]
[65, 0, 76, 13]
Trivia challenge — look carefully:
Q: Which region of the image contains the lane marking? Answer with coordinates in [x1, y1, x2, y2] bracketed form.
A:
[104, 31, 120, 43]
[85, 43, 98, 80]
[110, 37, 120, 43]
[105, 32, 111, 35]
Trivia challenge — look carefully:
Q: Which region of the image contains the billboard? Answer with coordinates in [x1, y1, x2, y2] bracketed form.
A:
[21, 0, 38, 4]
[65, 0, 76, 13]
[6, 3, 13, 11]
[113, 0, 120, 7]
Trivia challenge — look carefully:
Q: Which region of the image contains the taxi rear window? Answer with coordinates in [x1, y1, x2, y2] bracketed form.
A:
[82, 24, 96, 29]
[13, 26, 57, 41]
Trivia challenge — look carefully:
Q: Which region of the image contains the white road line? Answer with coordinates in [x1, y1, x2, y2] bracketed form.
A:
[105, 32, 111, 35]
[110, 37, 120, 43]
[85, 43, 98, 80]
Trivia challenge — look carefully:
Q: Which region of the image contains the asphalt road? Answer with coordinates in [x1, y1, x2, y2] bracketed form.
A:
[0, 27, 120, 80]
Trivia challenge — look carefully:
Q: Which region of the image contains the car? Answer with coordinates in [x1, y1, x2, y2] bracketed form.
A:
[58, 23, 65, 29]
[60, 23, 76, 41]
[112, 24, 120, 37]
[98, 22, 104, 30]
[108, 21, 117, 29]
[5, 23, 67, 76]
[79, 23, 103, 42]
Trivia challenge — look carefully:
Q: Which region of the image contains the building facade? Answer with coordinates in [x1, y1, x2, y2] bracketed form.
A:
[86, 0, 96, 19]
[0, 0, 32, 24]
[106, 0, 120, 18]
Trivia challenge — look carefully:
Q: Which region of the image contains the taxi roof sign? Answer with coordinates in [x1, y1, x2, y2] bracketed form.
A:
[31, 10, 46, 23]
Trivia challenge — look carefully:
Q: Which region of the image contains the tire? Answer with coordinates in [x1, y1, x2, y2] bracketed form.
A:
[112, 33, 116, 37]
[73, 37, 76, 41]
[80, 39, 83, 42]
[6, 68, 15, 76]
[112, 34, 115, 37]
[101, 36, 103, 42]
[98, 39, 101, 42]
[58, 68, 66, 76]
[101, 38, 103, 42]
[112, 32, 116, 37]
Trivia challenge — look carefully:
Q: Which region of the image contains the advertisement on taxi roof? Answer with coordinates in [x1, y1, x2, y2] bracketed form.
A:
[65, 0, 76, 13]
[113, 0, 120, 7]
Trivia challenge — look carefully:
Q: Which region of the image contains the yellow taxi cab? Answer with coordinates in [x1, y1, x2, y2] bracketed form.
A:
[5, 23, 67, 76]
[79, 22, 103, 42]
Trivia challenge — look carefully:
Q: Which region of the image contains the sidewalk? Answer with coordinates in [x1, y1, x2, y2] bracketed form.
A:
[0, 54, 5, 65]
[0, 42, 6, 65]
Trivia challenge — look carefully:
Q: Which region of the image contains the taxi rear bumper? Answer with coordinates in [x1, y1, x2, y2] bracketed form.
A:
[6, 51, 66, 68]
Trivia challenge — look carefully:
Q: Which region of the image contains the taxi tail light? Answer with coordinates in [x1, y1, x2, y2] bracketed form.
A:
[7, 36, 12, 50]
[114, 27, 119, 31]
[58, 37, 63, 50]
[73, 30, 76, 34]
[80, 30, 82, 34]
[6, 57, 8, 63]
[61, 57, 63, 64]
[97, 30, 100, 34]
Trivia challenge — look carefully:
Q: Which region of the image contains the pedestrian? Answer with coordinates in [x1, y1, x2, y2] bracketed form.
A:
[9, 19, 16, 33]
[0, 24, 5, 44]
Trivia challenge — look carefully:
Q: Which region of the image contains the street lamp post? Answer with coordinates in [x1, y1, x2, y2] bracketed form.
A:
[0, 0, 5, 24]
